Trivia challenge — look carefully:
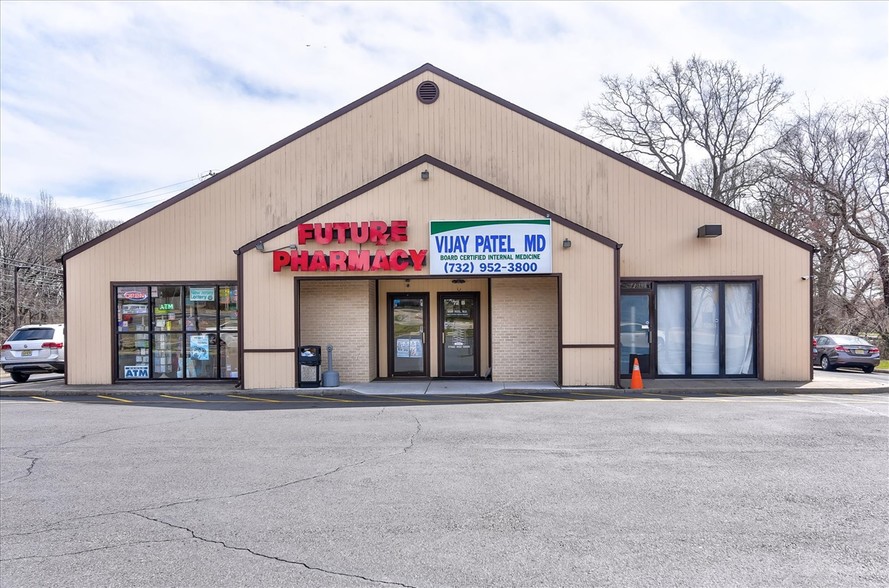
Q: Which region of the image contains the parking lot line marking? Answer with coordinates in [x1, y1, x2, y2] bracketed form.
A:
[569, 391, 635, 400]
[795, 394, 889, 404]
[364, 395, 431, 403]
[30, 396, 60, 403]
[435, 395, 502, 402]
[295, 394, 355, 403]
[503, 393, 572, 402]
[159, 394, 206, 403]
[97, 395, 133, 403]
[227, 394, 280, 403]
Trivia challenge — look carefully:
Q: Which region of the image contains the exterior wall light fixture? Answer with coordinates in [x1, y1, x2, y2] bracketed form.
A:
[421, 169, 430, 180]
[255, 241, 265, 252]
[697, 225, 722, 238]
[562, 238, 572, 249]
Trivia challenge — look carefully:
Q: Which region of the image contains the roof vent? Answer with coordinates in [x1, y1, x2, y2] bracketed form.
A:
[416, 81, 439, 104]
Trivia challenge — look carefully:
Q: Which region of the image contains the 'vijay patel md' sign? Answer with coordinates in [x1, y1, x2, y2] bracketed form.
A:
[430, 219, 552, 275]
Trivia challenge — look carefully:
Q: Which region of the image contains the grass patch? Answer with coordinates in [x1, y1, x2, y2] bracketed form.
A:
[879, 360, 889, 371]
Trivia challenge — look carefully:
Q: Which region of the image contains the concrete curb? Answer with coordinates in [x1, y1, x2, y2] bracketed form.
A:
[2, 385, 886, 398]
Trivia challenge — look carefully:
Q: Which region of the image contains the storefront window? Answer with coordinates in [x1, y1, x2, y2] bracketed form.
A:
[648, 281, 757, 377]
[691, 284, 720, 375]
[153, 333, 182, 378]
[117, 286, 150, 332]
[220, 332, 239, 379]
[219, 286, 238, 331]
[186, 286, 218, 331]
[725, 284, 755, 375]
[656, 285, 686, 376]
[186, 333, 217, 378]
[153, 286, 183, 331]
[118, 333, 150, 379]
[116, 284, 237, 380]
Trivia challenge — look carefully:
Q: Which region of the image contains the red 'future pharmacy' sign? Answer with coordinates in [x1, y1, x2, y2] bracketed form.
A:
[271, 220, 427, 272]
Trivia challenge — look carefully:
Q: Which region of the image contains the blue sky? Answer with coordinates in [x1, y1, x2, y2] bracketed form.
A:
[1, 1, 886, 220]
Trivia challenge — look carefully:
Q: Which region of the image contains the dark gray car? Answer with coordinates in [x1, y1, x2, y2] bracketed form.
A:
[812, 334, 880, 373]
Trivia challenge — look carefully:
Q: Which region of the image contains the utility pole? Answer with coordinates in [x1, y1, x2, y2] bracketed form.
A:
[13, 266, 25, 329]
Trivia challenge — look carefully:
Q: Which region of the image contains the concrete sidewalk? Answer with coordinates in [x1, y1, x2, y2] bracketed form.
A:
[2, 371, 887, 397]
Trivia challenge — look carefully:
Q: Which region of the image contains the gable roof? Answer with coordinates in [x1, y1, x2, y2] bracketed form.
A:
[62, 63, 811, 263]
[237, 154, 619, 254]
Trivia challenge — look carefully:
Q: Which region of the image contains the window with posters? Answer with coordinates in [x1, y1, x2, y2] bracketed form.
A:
[115, 284, 239, 380]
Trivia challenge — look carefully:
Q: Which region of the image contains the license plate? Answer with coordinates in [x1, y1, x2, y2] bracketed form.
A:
[854, 349, 867, 355]
[21, 350, 32, 357]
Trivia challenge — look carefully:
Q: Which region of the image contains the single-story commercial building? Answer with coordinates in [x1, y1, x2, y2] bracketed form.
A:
[61, 64, 813, 388]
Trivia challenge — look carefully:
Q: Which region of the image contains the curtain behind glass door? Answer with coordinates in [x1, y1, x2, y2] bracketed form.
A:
[691, 284, 719, 375]
[657, 285, 686, 375]
[725, 283, 755, 375]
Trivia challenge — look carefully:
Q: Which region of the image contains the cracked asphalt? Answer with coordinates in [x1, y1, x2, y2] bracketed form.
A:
[1, 393, 887, 587]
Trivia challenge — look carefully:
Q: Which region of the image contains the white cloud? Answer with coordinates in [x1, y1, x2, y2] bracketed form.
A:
[1, 1, 886, 220]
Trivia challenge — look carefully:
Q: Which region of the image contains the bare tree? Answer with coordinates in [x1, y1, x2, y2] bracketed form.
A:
[758, 100, 888, 346]
[580, 55, 792, 207]
[0, 193, 119, 342]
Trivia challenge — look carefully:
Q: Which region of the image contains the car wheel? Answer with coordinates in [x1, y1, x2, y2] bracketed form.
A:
[10, 372, 30, 383]
[820, 355, 834, 371]
[862, 366, 874, 374]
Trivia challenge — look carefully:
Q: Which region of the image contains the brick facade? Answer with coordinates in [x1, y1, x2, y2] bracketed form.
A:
[491, 277, 558, 382]
[299, 280, 377, 383]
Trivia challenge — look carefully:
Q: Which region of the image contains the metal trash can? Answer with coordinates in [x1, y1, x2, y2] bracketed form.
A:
[298, 345, 321, 388]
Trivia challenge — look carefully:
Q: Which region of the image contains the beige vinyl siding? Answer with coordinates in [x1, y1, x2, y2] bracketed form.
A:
[562, 348, 615, 387]
[244, 352, 294, 390]
[65, 69, 809, 384]
[553, 224, 614, 347]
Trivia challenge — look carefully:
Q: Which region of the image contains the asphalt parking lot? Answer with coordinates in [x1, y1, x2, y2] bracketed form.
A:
[1, 390, 887, 587]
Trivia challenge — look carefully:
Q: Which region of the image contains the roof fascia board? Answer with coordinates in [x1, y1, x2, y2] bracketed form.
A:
[238, 154, 618, 254]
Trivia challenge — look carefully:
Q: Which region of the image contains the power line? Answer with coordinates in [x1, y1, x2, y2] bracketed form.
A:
[64, 171, 215, 213]
[0, 258, 63, 274]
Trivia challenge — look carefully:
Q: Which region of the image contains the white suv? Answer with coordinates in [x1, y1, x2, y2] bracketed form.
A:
[1, 324, 65, 383]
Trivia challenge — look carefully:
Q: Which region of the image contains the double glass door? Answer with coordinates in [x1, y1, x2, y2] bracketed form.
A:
[387, 292, 480, 378]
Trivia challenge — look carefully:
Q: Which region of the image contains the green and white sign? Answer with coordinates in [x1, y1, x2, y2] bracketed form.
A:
[430, 219, 552, 275]
[189, 288, 215, 302]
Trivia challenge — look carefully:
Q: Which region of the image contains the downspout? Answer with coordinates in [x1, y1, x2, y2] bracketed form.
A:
[614, 244, 623, 389]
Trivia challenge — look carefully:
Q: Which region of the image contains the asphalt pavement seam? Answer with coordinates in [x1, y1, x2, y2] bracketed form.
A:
[403, 416, 421, 453]
[0, 450, 39, 486]
[0, 538, 187, 563]
[130, 512, 417, 587]
[1, 416, 422, 540]
[2, 415, 203, 489]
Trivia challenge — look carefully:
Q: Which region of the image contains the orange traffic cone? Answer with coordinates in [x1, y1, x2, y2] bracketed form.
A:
[630, 357, 644, 390]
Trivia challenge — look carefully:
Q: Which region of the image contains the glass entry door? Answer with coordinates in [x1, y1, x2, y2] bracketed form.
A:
[439, 293, 480, 377]
[388, 294, 429, 376]
[620, 291, 653, 377]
